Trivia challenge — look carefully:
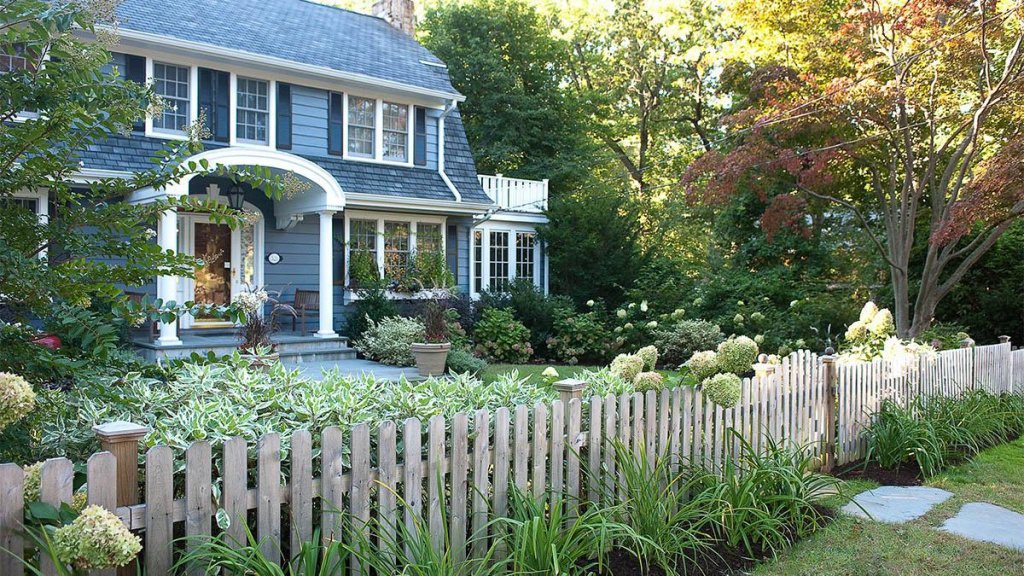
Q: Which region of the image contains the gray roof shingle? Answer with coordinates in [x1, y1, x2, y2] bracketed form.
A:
[75, 111, 491, 206]
[114, 0, 460, 97]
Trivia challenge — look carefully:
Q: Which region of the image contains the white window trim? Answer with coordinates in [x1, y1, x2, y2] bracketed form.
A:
[127, 51, 431, 164]
[8, 189, 50, 259]
[149, 60, 191, 137]
[470, 224, 543, 298]
[343, 210, 447, 298]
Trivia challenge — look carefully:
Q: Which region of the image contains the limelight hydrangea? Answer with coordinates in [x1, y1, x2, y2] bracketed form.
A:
[586, 300, 595, 307]
[702, 373, 742, 408]
[637, 345, 658, 371]
[633, 371, 664, 392]
[54, 505, 142, 570]
[693, 297, 703, 307]
[687, 350, 719, 381]
[716, 336, 759, 375]
[0, 372, 35, 431]
[646, 321, 658, 329]
[542, 367, 559, 380]
[617, 309, 628, 319]
[640, 301, 649, 313]
[869, 308, 894, 336]
[233, 289, 268, 314]
[845, 320, 868, 342]
[859, 301, 879, 323]
[754, 334, 765, 345]
[23, 461, 43, 502]
[734, 314, 744, 324]
[610, 354, 644, 383]
[750, 312, 765, 322]
[623, 323, 634, 331]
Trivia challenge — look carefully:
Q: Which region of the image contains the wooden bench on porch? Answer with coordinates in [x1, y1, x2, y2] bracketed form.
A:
[287, 289, 320, 335]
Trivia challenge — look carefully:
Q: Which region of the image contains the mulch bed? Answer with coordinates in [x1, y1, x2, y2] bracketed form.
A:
[835, 459, 922, 486]
[587, 505, 837, 575]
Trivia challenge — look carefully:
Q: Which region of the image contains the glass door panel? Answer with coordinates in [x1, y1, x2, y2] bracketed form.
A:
[193, 222, 232, 321]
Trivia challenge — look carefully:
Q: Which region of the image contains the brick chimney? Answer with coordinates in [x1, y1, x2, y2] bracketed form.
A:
[372, 0, 415, 37]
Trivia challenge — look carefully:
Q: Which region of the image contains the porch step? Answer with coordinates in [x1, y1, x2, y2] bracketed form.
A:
[132, 332, 357, 364]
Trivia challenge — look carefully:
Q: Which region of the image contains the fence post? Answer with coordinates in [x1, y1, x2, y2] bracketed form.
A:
[960, 337, 975, 348]
[752, 354, 776, 380]
[821, 348, 838, 474]
[93, 422, 149, 507]
[553, 378, 587, 407]
[999, 335, 1011, 344]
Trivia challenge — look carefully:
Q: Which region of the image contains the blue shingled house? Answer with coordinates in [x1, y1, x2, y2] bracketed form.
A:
[58, 0, 550, 358]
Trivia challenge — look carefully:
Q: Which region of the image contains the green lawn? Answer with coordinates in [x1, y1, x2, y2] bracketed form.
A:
[480, 363, 683, 386]
[754, 438, 1024, 576]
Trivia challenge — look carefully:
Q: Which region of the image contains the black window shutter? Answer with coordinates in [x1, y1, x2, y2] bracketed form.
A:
[328, 92, 343, 156]
[414, 107, 427, 166]
[199, 68, 230, 143]
[124, 55, 146, 132]
[446, 224, 458, 283]
[276, 83, 292, 149]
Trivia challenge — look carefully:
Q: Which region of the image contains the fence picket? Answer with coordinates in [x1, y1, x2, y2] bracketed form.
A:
[472, 410, 491, 558]
[144, 447, 173, 576]
[566, 398, 583, 519]
[222, 437, 247, 549]
[87, 452, 117, 576]
[450, 413, 469, 563]
[428, 415, 446, 555]
[403, 418, 422, 563]
[378, 421, 397, 571]
[532, 403, 548, 501]
[184, 442, 211, 576]
[587, 397, 602, 506]
[290, 430, 313, 566]
[257, 434, 281, 565]
[0, 464, 24, 576]
[321, 427, 344, 546]
[550, 400, 565, 497]
[513, 405, 530, 494]
[40, 458, 73, 576]
[349, 424, 370, 574]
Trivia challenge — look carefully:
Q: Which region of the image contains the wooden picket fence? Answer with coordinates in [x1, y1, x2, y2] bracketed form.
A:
[0, 343, 1018, 575]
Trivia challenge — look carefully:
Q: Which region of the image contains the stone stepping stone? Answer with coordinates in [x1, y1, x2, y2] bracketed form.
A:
[939, 502, 1024, 551]
[842, 486, 953, 523]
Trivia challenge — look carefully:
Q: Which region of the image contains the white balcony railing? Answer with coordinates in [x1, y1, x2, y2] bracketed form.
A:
[478, 174, 548, 213]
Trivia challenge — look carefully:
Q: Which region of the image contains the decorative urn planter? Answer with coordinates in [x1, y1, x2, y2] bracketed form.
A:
[411, 342, 451, 377]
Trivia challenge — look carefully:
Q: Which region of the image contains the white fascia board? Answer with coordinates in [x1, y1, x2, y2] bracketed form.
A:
[71, 168, 134, 183]
[100, 27, 466, 104]
[345, 192, 494, 215]
[479, 211, 549, 225]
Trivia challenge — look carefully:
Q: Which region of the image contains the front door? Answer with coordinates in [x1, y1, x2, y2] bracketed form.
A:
[178, 212, 263, 329]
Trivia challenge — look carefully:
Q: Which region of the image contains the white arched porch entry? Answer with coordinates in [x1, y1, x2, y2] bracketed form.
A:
[150, 148, 345, 345]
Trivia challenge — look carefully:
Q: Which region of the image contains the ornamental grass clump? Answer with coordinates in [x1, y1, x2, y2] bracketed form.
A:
[637, 345, 658, 371]
[716, 336, 759, 375]
[0, 371, 35, 431]
[53, 505, 142, 571]
[702, 373, 742, 408]
[610, 353, 644, 383]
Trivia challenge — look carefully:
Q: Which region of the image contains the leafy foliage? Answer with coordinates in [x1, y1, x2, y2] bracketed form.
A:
[473, 309, 533, 363]
[545, 308, 612, 365]
[654, 320, 726, 368]
[343, 282, 400, 342]
[354, 316, 424, 366]
[446, 347, 486, 376]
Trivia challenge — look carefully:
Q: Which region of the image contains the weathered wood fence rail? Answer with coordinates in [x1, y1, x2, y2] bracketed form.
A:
[1, 342, 1020, 575]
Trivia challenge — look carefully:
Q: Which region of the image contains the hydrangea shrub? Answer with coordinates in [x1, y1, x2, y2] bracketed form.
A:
[473, 309, 533, 363]
[354, 316, 425, 366]
[0, 372, 35, 431]
[633, 371, 664, 392]
[546, 309, 610, 365]
[610, 353, 644, 383]
[653, 320, 726, 368]
[637, 345, 658, 371]
[53, 505, 142, 570]
[716, 336, 759, 374]
[687, 350, 719, 382]
[702, 373, 742, 408]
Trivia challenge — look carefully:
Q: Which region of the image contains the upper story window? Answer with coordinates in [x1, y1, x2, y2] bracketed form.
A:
[1, 43, 34, 73]
[236, 77, 269, 144]
[348, 96, 375, 157]
[152, 62, 190, 133]
[382, 102, 409, 162]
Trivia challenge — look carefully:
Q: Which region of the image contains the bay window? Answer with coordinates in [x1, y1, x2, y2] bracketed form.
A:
[236, 77, 269, 143]
[344, 213, 448, 293]
[152, 62, 190, 133]
[471, 226, 543, 296]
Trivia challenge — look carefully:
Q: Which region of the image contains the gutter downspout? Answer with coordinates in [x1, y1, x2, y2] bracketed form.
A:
[438, 99, 462, 202]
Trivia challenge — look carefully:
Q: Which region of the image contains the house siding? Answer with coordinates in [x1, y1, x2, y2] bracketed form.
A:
[451, 217, 472, 294]
[264, 217, 322, 331]
[290, 85, 329, 158]
[425, 108, 440, 170]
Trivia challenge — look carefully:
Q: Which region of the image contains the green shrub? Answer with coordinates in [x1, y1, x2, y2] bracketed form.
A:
[446, 347, 486, 376]
[686, 350, 719, 382]
[348, 249, 380, 287]
[702, 372, 742, 408]
[546, 309, 610, 364]
[480, 280, 575, 356]
[574, 368, 633, 399]
[610, 353, 644, 382]
[355, 316, 424, 366]
[654, 320, 726, 368]
[473, 309, 533, 363]
[716, 336, 759, 375]
[344, 282, 400, 341]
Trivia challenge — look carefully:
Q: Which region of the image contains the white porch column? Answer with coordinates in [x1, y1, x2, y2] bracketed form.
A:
[315, 210, 338, 338]
[156, 207, 183, 346]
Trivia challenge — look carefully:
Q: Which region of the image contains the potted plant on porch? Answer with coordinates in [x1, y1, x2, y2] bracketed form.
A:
[234, 285, 296, 369]
[410, 292, 452, 377]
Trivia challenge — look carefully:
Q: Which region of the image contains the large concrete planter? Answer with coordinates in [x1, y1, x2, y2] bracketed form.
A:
[411, 342, 450, 377]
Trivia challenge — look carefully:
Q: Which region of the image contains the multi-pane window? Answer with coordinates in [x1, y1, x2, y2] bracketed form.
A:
[152, 62, 190, 132]
[382, 102, 408, 162]
[236, 77, 269, 143]
[350, 219, 377, 254]
[473, 230, 483, 294]
[383, 221, 411, 278]
[516, 232, 535, 282]
[0, 43, 33, 73]
[3, 198, 38, 212]
[348, 96, 375, 157]
[489, 231, 510, 291]
[417, 223, 442, 254]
